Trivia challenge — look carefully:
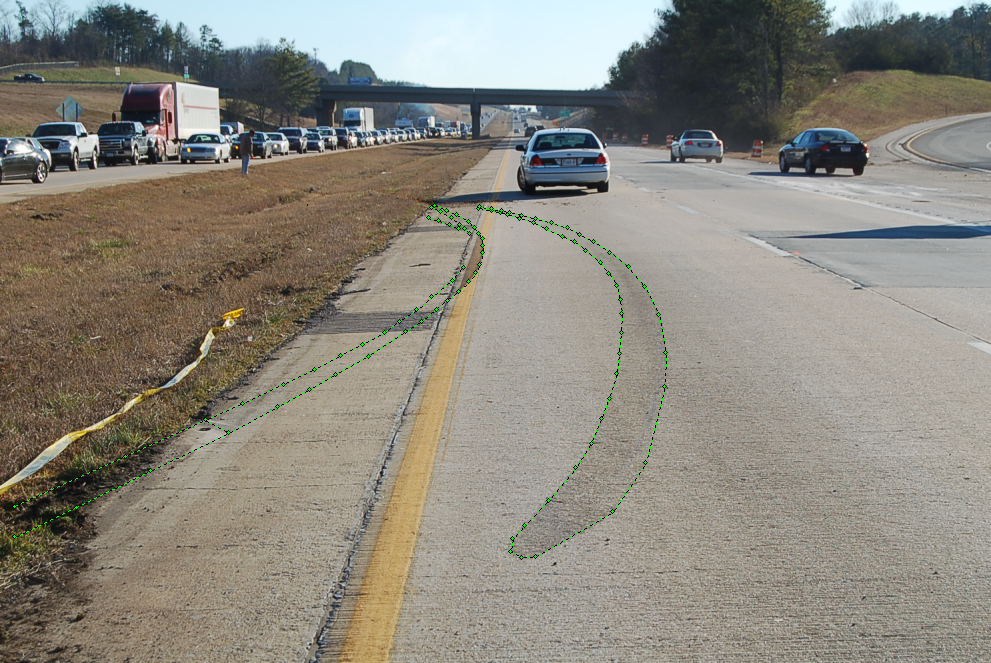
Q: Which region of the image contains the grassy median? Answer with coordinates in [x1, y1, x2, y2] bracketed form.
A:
[0, 136, 496, 583]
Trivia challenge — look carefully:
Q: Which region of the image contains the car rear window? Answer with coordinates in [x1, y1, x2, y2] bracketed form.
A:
[684, 131, 716, 139]
[814, 130, 859, 142]
[531, 133, 602, 151]
[280, 129, 302, 136]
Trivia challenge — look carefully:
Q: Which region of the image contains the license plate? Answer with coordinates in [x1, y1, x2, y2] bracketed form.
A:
[561, 158, 577, 167]
[700, 142, 711, 147]
[841, 146, 851, 152]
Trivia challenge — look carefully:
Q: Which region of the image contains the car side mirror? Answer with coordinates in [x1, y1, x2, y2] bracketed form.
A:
[515, 144, 524, 151]
[80, 132, 87, 138]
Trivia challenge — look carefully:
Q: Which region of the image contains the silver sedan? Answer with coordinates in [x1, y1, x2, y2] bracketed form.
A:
[268, 133, 291, 156]
[180, 133, 231, 164]
[670, 129, 724, 163]
[516, 128, 610, 195]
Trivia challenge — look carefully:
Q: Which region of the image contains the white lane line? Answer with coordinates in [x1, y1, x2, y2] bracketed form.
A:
[676, 204, 698, 215]
[743, 236, 793, 257]
[969, 342, 991, 356]
[639, 186, 652, 193]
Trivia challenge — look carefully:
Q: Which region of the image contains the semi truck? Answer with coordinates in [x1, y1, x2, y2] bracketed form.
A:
[395, 117, 413, 129]
[342, 107, 375, 132]
[118, 82, 221, 160]
[417, 115, 436, 129]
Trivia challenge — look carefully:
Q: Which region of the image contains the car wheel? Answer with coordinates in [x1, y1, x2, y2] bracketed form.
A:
[679, 155, 686, 163]
[69, 150, 79, 171]
[825, 166, 836, 174]
[779, 154, 790, 173]
[716, 157, 723, 164]
[706, 158, 712, 163]
[597, 181, 609, 193]
[89, 150, 98, 169]
[804, 155, 817, 175]
[32, 161, 48, 183]
[670, 151, 676, 162]
[130, 149, 138, 166]
[852, 165, 865, 176]
[225, 155, 230, 163]
[215, 157, 221, 164]
[524, 182, 536, 195]
[181, 158, 187, 164]
[516, 166, 527, 192]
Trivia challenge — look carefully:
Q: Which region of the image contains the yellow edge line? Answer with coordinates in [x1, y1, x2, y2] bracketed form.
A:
[338, 141, 511, 663]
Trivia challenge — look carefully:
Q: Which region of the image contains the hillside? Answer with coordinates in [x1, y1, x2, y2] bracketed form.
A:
[786, 70, 991, 142]
[13, 66, 187, 83]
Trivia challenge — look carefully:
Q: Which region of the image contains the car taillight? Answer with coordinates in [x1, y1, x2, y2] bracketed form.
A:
[530, 154, 544, 166]
[685, 140, 694, 145]
[595, 152, 608, 165]
[862, 143, 868, 151]
[820, 144, 830, 153]
[716, 140, 723, 146]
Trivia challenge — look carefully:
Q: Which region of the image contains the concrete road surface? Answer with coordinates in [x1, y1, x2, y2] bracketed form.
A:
[890, 112, 991, 171]
[21, 124, 991, 662]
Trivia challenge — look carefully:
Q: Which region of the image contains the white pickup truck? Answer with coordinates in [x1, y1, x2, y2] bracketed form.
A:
[31, 122, 100, 171]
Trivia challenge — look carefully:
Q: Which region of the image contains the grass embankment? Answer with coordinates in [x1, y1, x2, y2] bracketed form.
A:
[0, 81, 129, 137]
[13, 66, 187, 84]
[786, 69, 991, 142]
[0, 137, 496, 583]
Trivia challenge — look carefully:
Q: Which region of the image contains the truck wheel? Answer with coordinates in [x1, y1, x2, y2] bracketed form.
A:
[224, 155, 230, 163]
[69, 150, 79, 171]
[130, 149, 139, 166]
[89, 151, 98, 170]
[148, 146, 158, 164]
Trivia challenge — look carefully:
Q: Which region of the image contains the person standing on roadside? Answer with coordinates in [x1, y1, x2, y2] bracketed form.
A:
[240, 130, 254, 175]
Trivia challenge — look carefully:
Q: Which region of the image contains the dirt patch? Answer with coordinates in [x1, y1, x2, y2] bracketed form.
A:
[0, 138, 496, 588]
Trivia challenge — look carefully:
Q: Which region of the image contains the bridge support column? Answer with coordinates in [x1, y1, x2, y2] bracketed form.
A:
[471, 101, 481, 140]
[316, 99, 336, 127]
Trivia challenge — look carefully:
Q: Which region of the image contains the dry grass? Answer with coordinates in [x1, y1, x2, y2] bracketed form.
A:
[786, 70, 991, 142]
[0, 137, 496, 576]
[0, 82, 131, 138]
[14, 66, 187, 84]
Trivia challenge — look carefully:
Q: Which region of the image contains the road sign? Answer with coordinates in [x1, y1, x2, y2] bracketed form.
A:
[348, 77, 372, 85]
[55, 97, 84, 122]
[560, 110, 571, 118]
[183, 65, 189, 80]
[115, 66, 120, 77]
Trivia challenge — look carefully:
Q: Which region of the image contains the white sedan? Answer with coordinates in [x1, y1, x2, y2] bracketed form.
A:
[268, 132, 291, 156]
[516, 128, 610, 194]
[180, 133, 231, 164]
[670, 129, 723, 163]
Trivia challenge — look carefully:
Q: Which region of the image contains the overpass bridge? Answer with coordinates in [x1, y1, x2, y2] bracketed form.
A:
[312, 85, 637, 139]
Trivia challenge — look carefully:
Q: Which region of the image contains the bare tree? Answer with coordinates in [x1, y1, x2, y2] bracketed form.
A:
[844, 0, 899, 28]
[0, 1, 14, 44]
[34, 0, 69, 38]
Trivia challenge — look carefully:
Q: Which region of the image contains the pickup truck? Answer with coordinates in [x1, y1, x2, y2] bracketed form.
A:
[31, 122, 99, 171]
[96, 121, 158, 165]
[13, 73, 44, 82]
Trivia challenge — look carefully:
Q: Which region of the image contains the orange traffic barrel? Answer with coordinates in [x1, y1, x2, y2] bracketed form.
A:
[641, 134, 649, 147]
[751, 140, 764, 158]
[666, 134, 674, 147]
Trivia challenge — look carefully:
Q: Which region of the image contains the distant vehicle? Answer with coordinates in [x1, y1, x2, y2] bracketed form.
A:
[219, 122, 244, 140]
[305, 131, 326, 152]
[251, 132, 274, 158]
[21, 137, 52, 169]
[0, 137, 49, 183]
[97, 121, 158, 165]
[13, 73, 44, 82]
[396, 117, 413, 129]
[417, 115, 436, 129]
[32, 122, 99, 171]
[342, 107, 375, 132]
[779, 127, 869, 176]
[356, 131, 374, 148]
[119, 82, 220, 160]
[314, 128, 339, 150]
[334, 127, 357, 149]
[277, 127, 308, 153]
[514, 128, 520, 133]
[516, 128, 610, 195]
[670, 129, 724, 163]
[180, 132, 230, 163]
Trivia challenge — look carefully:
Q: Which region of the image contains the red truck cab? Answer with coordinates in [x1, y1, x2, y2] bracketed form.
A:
[119, 83, 176, 159]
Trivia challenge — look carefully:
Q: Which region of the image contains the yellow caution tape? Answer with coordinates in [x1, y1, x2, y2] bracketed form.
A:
[0, 308, 244, 496]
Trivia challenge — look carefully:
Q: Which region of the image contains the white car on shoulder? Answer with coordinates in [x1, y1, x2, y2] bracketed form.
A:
[516, 128, 610, 194]
[670, 129, 724, 163]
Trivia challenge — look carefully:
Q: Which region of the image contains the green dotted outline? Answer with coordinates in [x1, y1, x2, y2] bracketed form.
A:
[478, 205, 669, 559]
[9, 204, 483, 538]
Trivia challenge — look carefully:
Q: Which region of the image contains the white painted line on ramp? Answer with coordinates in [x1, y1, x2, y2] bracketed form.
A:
[743, 236, 793, 257]
[676, 204, 698, 215]
[968, 342, 991, 356]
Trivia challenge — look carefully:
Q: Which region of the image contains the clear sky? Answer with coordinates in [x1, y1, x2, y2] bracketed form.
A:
[57, 0, 968, 90]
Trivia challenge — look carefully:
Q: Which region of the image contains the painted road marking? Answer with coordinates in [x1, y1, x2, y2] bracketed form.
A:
[743, 236, 794, 257]
[337, 145, 509, 663]
[969, 342, 991, 356]
[676, 204, 698, 215]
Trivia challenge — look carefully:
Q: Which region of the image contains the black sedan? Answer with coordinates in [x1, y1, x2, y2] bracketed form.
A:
[779, 128, 869, 176]
[251, 132, 274, 158]
[0, 138, 48, 183]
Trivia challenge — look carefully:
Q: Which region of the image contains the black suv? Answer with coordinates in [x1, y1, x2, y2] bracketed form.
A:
[277, 127, 308, 154]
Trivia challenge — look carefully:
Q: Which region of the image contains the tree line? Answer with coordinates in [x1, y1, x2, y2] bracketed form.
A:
[600, 0, 991, 146]
[0, 0, 410, 126]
